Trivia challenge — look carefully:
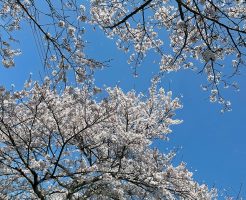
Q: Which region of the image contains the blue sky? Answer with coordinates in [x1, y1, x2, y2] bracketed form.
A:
[1, 19, 246, 198]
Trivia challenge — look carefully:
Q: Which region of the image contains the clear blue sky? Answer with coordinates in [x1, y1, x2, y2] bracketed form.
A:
[1, 20, 246, 199]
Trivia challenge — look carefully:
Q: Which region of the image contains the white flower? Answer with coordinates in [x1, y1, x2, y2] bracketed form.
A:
[68, 26, 76, 37]
[80, 5, 86, 12]
[58, 20, 65, 27]
[2, 59, 14, 68]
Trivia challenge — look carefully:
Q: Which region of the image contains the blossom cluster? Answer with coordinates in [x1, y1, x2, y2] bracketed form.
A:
[0, 80, 217, 199]
[0, 1, 102, 84]
[91, 0, 246, 110]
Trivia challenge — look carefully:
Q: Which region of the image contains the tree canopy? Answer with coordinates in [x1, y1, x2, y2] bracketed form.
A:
[1, 0, 245, 109]
[0, 0, 245, 199]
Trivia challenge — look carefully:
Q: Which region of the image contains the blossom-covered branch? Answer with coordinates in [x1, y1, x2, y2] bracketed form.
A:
[0, 80, 217, 199]
[91, 0, 246, 111]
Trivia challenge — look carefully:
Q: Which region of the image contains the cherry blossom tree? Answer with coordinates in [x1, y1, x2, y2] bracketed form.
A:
[0, 1, 245, 109]
[90, 0, 246, 111]
[0, 0, 104, 83]
[0, 1, 244, 199]
[0, 79, 217, 199]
